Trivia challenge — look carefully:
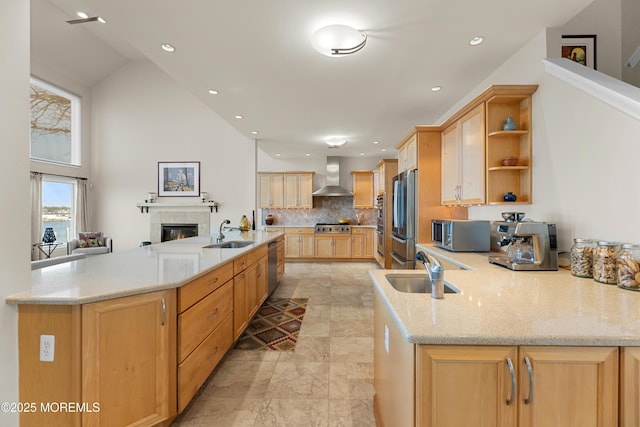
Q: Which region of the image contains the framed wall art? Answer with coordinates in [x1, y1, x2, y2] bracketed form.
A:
[158, 161, 200, 197]
[561, 34, 597, 69]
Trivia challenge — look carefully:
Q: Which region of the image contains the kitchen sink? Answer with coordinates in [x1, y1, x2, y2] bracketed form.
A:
[385, 274, 460, 294]
[203, 240, 255, 249]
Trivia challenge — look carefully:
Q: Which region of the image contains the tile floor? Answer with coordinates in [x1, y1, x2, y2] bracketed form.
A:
[173, 261, 380, 427]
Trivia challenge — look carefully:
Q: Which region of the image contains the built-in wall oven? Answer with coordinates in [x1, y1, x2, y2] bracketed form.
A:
[390, 169, 417, 269]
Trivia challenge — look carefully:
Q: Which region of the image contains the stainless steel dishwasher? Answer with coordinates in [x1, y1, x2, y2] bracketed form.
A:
[267, 241, 278, 295]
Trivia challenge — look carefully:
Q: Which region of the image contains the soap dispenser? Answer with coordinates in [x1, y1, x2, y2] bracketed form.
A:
[239, 215, 251, 232]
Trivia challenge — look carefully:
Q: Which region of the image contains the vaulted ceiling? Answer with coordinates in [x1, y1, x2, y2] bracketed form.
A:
[33, 0, 594, 158]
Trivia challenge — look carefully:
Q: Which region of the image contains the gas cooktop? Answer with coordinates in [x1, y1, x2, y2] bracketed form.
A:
[314, 223, 352, 233]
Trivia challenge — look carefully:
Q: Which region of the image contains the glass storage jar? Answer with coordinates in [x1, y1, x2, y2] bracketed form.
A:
[593, 241, 620, 284]
[617, 243, 640, 291]
[570, 238, 595, 277]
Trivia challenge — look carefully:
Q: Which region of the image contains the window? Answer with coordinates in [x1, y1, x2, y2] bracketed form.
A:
[30, 77, 81, 166]
[41, 177, 76, 244]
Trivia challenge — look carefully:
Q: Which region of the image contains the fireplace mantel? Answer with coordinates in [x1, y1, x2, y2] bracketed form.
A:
[136, 201, 219, 213]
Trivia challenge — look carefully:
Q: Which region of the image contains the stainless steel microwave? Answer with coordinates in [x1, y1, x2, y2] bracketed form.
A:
[431, 219, 490, 252]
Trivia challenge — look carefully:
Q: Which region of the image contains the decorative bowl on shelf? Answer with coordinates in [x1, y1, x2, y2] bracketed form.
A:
[501, 156, 518, 166]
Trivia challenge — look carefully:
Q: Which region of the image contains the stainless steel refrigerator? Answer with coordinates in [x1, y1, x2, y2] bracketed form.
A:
[390, 169, 416, 269]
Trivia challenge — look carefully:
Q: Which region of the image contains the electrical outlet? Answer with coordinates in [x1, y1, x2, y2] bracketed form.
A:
[40, 335, 55, 362]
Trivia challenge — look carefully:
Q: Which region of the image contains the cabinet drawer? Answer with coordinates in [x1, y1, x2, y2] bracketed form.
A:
[178, 280, 233, 362]
[246, 244, 268, 266]
[234, 255, 248, 275]
[177, 313, 233, 413]
[178, 262, 233, 313]
[285, 228, 314, 235]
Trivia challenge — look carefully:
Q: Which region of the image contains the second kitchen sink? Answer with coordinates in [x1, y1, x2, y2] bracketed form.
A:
[203, 240, 255, 249]
[385, 274, 460, 294]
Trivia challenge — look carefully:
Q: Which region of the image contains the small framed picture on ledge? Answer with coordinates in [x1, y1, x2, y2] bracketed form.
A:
[158, 161, 200, 197]
[561, 34, 597, 70]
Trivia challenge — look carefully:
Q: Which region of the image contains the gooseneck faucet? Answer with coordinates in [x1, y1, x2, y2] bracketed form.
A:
[416, 251, 445, 299]
[217, 219, 231, 242]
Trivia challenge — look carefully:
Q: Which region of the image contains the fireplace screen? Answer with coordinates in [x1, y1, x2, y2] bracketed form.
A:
[161, 224, 198, 242]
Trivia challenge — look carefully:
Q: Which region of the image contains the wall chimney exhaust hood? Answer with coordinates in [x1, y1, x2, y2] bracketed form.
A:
[312, 156, 353, 197]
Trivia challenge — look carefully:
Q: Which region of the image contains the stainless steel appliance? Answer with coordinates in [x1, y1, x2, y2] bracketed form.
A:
[268, 241, 278, 295]
[431, 219, 490, 252]
[314, 223, 352, 234]
[390, 169, 416, 269]
[488, 220, 558, 271]
[376, 194, 385, 257]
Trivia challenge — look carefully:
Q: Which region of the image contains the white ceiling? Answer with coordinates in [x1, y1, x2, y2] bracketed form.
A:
[32, 0, 594, 159]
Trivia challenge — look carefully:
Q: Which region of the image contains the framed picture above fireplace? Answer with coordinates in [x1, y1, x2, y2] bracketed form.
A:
[158, 161, 200, 197]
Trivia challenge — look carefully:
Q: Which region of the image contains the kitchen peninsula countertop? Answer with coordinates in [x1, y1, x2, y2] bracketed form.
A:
[369, 243, 640, 346]
[7, 230, 283, 305]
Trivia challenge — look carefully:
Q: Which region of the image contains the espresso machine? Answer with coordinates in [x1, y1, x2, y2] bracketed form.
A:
[488, 214, 558, 271]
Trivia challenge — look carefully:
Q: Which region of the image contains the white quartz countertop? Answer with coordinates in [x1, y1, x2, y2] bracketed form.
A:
[369, 244, 640, 346]
[7, 230, 283, 305]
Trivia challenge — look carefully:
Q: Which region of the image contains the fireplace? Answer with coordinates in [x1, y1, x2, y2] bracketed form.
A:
[162, 224, 198, 242]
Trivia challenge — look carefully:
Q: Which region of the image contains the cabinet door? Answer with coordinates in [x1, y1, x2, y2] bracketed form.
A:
[256, 256, 268, 306]
[258, 174, 283, 208]
[374, 288, 415, 427]
[246, 262, 259, 319]
[300, 234, 315, 257]
[621, 347, 640, 427]
[285, 233, 302, 258]
[416, 345, 518, 427]
[297, 173, 313, 208]
[315, 235, 334, 258]
[333, 235, 352, 258]
[82, 290, 176, 426]
[405, 134, 417, 171]
[459, 103, 485, 205]
[363, 228, 375, 258]
[351, 233, 364, 258]
[284, 173, 313, 208]
[441, 124, 460, 205]
[352, 171, 375, 208]
[518, 346, 618, 427]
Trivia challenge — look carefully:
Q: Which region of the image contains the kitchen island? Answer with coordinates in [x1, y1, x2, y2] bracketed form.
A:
[371, 244, 640, 427]
[7, 230, 284, 427]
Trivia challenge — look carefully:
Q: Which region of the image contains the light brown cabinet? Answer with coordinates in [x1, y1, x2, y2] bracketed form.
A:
[351, 170, 375, 208]
[284, 227, 315, 258]
[315, 234, 351, 258]
[398, 133, 417, 173]
[351, 227, 375, 258]
[284, 172, 314, 208]
[621, 347, 640, 426]
[259, 172, 314, 209]
[19, 290, 177, 427]
[375, 288, 621, 427]
[258, 173, 284, 208]
[441, 103, 486, 206]
[276, 234, 285, 283]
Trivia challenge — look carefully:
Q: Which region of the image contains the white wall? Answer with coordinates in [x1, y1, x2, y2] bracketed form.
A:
[0, 0, 29, 425]
[440, 26, 640, 251]
[91, 61, 257, 249]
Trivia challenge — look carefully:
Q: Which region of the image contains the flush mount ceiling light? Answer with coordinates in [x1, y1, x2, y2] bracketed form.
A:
[311, 25, 367, 56]
[469, 36, 484, 46]
[161, 43, 176, 53]
[324, 137, 348, 147]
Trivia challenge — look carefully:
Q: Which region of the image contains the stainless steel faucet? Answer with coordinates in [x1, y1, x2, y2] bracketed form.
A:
[217, 219, 231, 242]
[416, 251, 445, 299]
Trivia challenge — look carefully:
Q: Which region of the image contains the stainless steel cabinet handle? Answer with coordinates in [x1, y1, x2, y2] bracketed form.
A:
[506, 357, 516, 406]
[524, 356, 534, 404]
[161, 297, 166, 326]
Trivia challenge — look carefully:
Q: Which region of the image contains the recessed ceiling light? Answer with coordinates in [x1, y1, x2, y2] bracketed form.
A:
[381, 148, 387, 152]
[234, 115, 244, 119]
[251, 131, 258, 135]
[276, 153, 281, 157]
[470, 36, 484, 46]
[77, 11, 88, 19]
[305, 153, 311, 157]
[208, 89, 219, 95]
[360, 153, 365, 156]
[161, 43, 176, 53]
[431, 86, 442, 92]
[373, 141, 379, 144]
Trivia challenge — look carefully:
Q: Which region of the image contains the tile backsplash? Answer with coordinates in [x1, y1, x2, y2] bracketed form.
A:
[262, 197, 376, 226]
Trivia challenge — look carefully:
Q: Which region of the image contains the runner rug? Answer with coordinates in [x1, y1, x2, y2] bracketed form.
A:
[234, 298, 308, 351]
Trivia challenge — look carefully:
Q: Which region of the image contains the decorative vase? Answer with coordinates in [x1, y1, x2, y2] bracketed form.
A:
[265, 214, 274, 226]
[503, 116, 517, 131]
[239, 215, 251, 231]
[503, 192, 517, 202]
